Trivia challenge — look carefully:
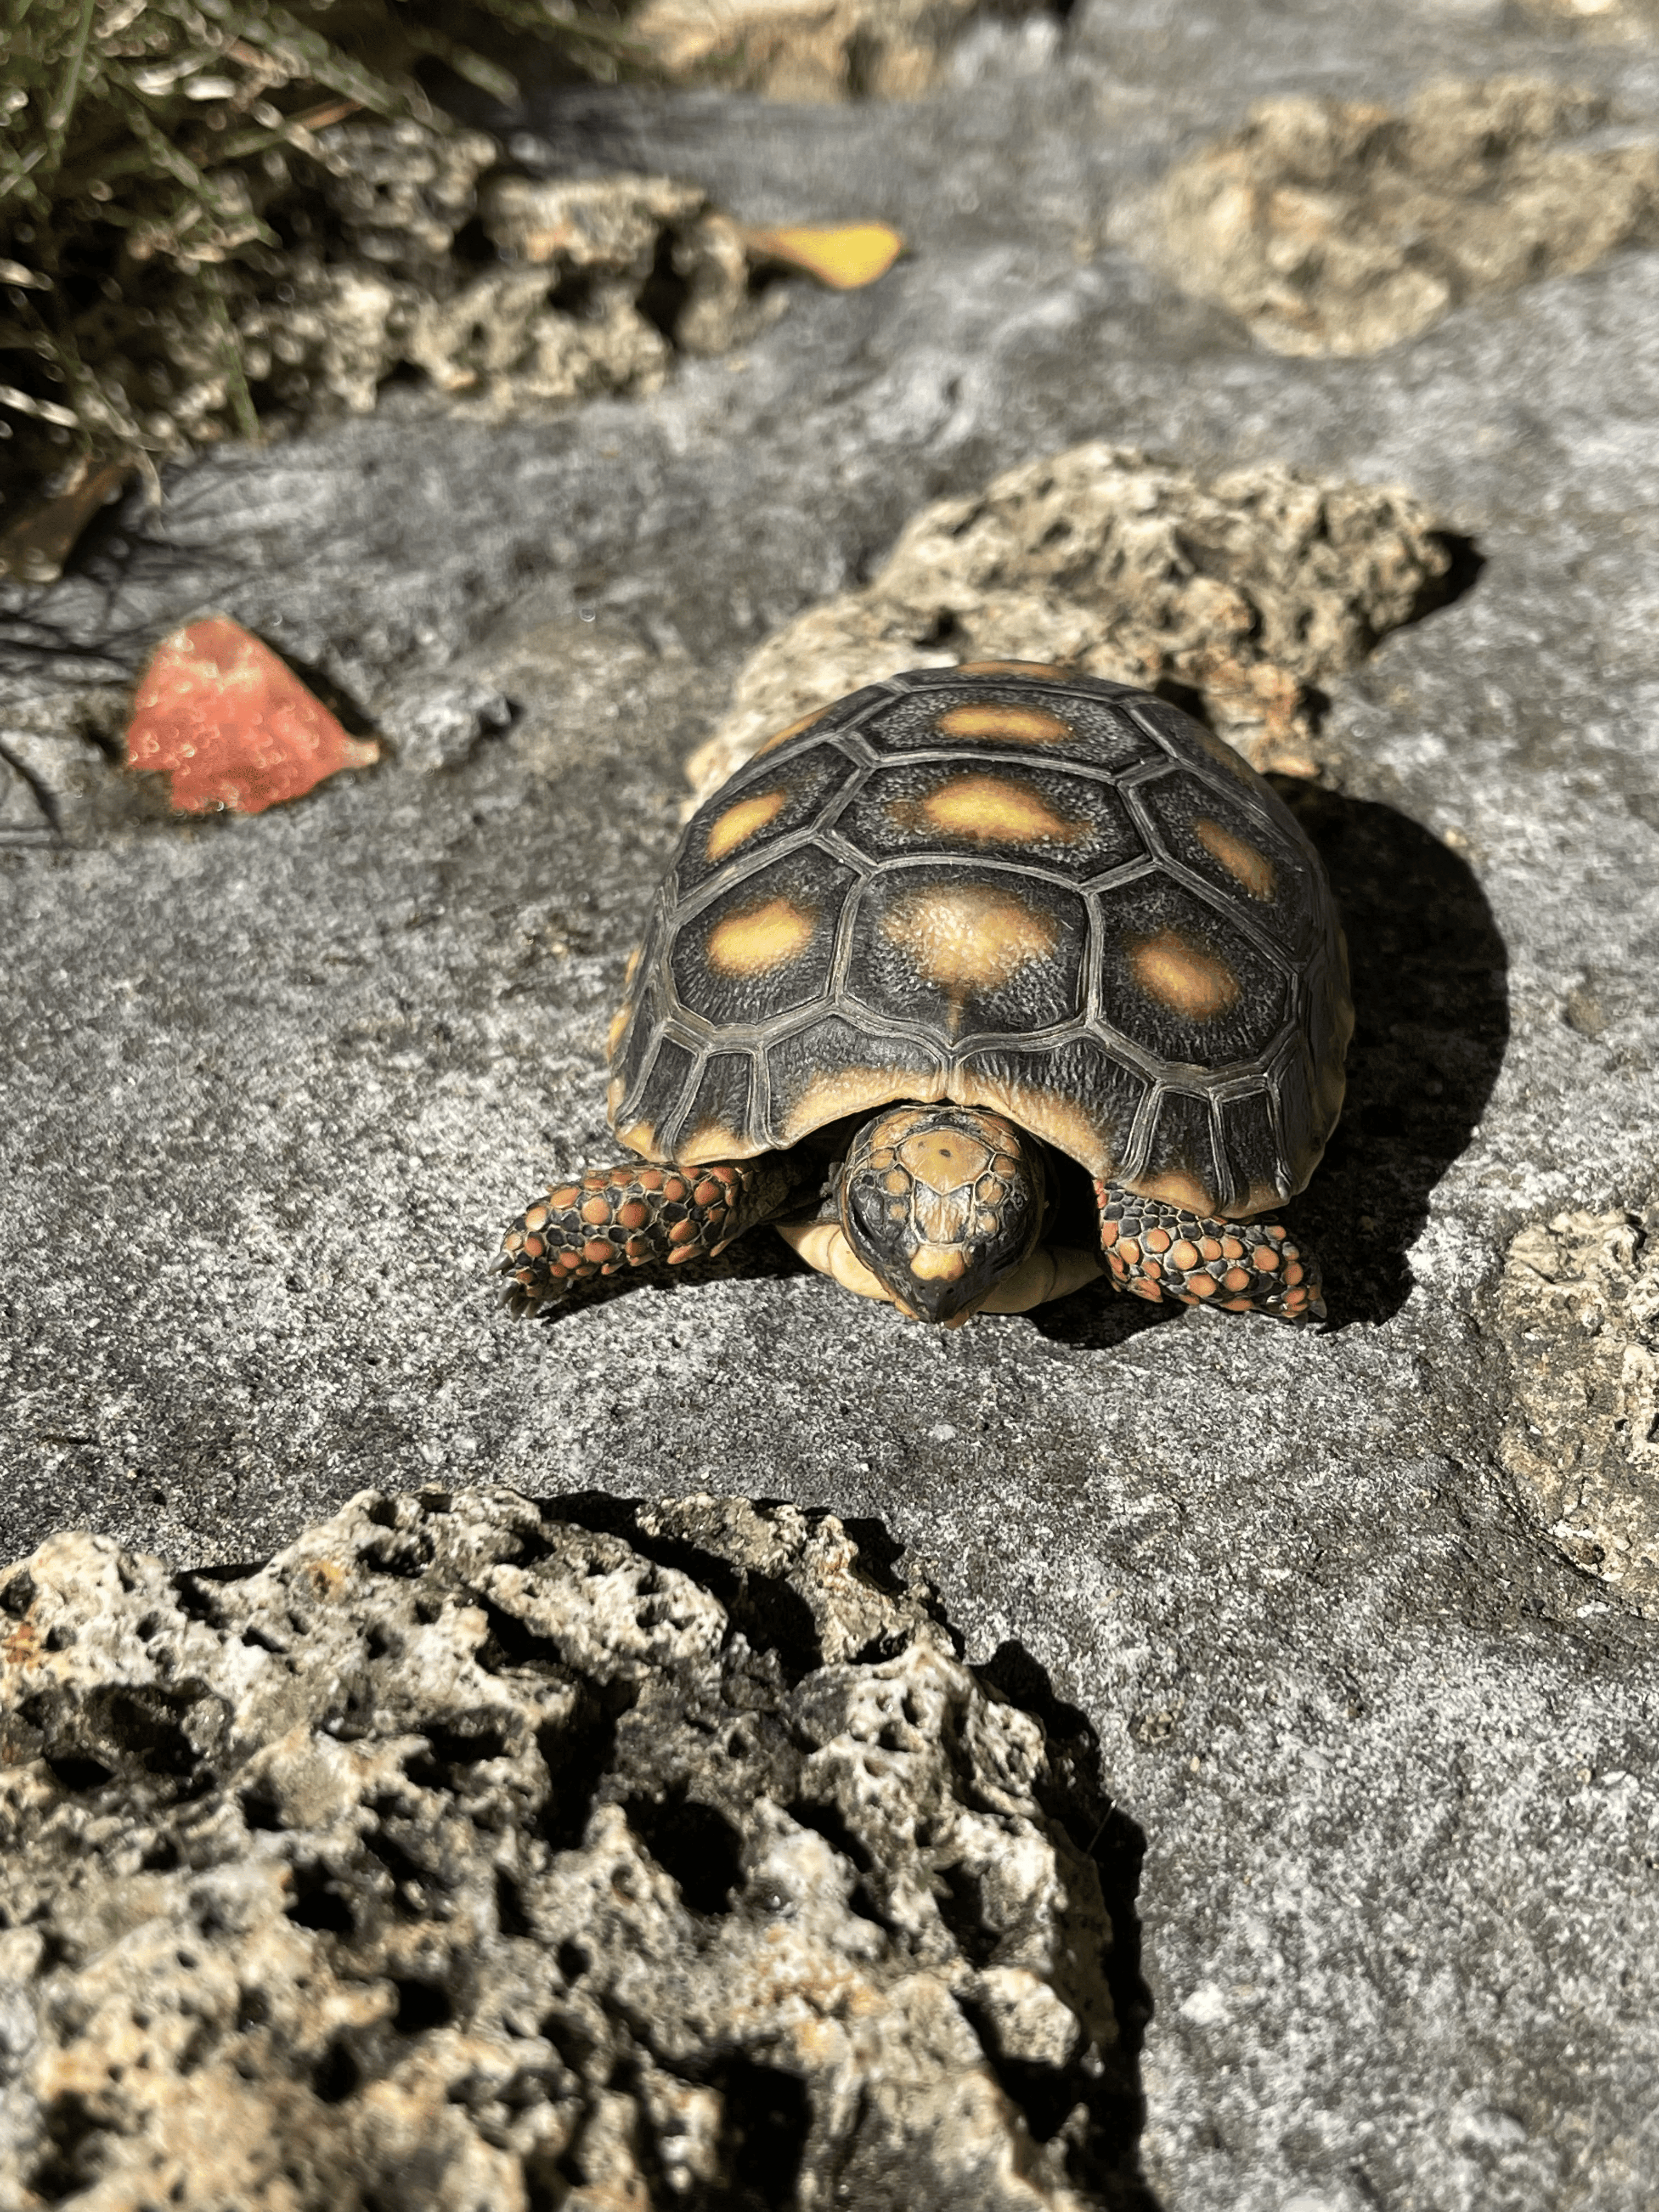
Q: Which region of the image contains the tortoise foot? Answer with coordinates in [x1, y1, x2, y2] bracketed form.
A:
[1094, 1183, 1324, 1324]
[501, 1155, 806, 1308]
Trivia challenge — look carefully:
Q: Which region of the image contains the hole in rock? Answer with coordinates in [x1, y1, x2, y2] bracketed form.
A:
[623, 1788, 744, 1914]
[934, 1861, 1001, 1967]
[392, 1978, 454, 2033]
[787, 1796, 874, 1874]
[44, 1753, 113, 1793]
[715, 2057, 811, 2208]
[285, 1864, 357, 1936]
[539, 2007, 597, 2076]
[312, 2037, 361, 2104]
[495, 1866, 533, 1938]
[26, 2091, 106, 2204]
[546, 1494, 825, 1682]
[556, 1939, 589, 1983]
[536, 1677, 635, 1852]
[1, 1571, 36, 1619]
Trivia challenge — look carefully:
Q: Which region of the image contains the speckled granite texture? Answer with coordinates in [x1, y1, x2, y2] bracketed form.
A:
[4, 3, 1659, 2207]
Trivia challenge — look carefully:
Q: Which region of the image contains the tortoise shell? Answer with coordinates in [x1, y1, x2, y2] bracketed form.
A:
[607, 665, 1352, 1221]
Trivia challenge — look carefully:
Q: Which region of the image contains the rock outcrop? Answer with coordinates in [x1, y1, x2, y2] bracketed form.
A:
[0, 1489, 1141, 2211]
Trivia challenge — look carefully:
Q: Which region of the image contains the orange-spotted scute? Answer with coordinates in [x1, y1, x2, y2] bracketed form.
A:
[606, 668, 1352, 1217]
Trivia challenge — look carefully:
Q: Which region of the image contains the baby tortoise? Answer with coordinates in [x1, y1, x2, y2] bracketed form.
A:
[504, 664, 1352, 1326]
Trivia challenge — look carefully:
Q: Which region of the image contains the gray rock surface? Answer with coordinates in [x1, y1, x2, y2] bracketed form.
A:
[4, 1, 1659, 2206]
[0, 1488, 1136, 2210]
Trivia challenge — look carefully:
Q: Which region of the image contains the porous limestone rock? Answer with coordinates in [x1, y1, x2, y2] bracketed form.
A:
[685, 441, 1454, 797]
[0, 1489, 1137, 2211]
[628, 0, 1047, 100]
[1124, 76, 1659, 357]
[243, 163, 773, 431]
[1498, 1204, 1659, 1613]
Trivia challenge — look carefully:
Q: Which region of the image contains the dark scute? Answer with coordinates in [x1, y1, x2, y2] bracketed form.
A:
[1133, 766, 1318, 956]
[848, 863, 1090, 1040]
[765, 1013, 945, 1148]
[1216, 1085, 1286, 1212]
[670, 845, 856, 1031]
[860, 673, 1163, 774]
[673, 1049, 759, 1153]
[674, 741, 857, 898]
[618, 1030, 696, 1153]
[956, 1037, 1149, 1172]
[1138, 1088, 1224, 1210]
[1093, 873, 1290, 1070]
[837, 757, 1144, 882]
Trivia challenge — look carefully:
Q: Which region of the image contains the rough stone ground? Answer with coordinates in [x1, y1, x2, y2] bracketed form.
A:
[4, 2, 1659, 2208]
[0, 1489, 1138, 2210]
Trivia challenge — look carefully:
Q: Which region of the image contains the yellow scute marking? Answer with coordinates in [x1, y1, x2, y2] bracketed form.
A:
[606, 1005, 630, 1056]
[778, 1066, 939, 1145]
[708, 896, 817, 975]
[917, 772, 1085, 845]
[883, 885, 1057, 993]
[935, 702, 1073, 746]
[953, 660, 1069, 679]
[1194, 816, 1276, 900]
[1128, 928, 1239, 1020]
[754, 708, 826, 759]
[706, 789, 787, 863]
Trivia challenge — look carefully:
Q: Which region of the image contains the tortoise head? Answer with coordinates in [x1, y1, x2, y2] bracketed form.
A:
[839, 1104, 1046, 1327]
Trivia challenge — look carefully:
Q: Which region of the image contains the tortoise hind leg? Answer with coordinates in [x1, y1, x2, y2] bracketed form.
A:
[1094, 1180, 1325, 1324]
[503, 1154, 809, 1306]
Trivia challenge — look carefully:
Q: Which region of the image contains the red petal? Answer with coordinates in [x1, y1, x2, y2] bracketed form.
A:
[125, 616, 380, 815]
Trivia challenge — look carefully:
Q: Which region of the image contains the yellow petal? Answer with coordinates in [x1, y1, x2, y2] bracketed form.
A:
[740, 222, 905, 290]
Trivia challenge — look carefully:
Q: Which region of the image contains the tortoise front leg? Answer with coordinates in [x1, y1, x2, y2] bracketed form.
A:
[502, 1154, 809, 1306]
[1093, 1180, 1325, 1324]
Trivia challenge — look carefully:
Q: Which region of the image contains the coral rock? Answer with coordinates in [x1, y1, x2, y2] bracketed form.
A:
[0, 1489, 1138, 2210]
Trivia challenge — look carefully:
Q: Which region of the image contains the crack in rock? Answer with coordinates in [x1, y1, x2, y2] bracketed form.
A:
[0, 1488, 1149, 2210]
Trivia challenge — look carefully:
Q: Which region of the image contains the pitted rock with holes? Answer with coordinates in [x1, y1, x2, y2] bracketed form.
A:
[504, 667, 1351, 1326]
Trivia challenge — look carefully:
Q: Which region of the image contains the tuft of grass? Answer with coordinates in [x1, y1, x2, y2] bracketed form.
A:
[0, 0, 641, 537]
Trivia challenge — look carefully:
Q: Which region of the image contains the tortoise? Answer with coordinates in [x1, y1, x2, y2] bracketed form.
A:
[503, 663, 1352, 1327]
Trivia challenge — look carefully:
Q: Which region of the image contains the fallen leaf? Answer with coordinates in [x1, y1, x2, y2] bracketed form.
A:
[739, 222, 904, 290]
[125, 616, 380, 815]
[0, 461, 131, 586]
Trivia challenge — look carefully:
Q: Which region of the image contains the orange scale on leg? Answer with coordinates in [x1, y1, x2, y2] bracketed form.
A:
[1119, 1239, 1141, 1266]
[583, 1238, 617, 1265]
[1222, 1297, 1255, 1312]
[1130, 1279, 1163, 1303]
[662, 1177, 687, 1203]
[1100, 1221, 1120, 1248]
[1187, 1274, 1218, 1299]
[1219, 1237, 1243, 1260]
[1144, 1228, 1170, 1254]
[548, 1186, 581, 1210]
[667, 1219, 698, 1246]
[618, 1201, 649, 1230]
[637, 1169, 665, 1192]
[692, 1180, 724, 1208]
[1223, 1267, 1252, 1293]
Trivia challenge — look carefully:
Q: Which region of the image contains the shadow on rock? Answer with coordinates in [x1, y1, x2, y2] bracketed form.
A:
[1273, 780, 1509, 1327]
